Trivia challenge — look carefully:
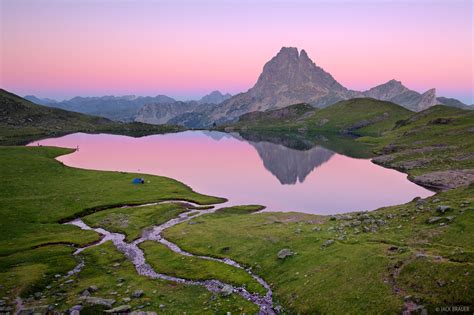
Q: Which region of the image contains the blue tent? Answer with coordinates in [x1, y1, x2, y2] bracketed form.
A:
[132, 178, 145, 184]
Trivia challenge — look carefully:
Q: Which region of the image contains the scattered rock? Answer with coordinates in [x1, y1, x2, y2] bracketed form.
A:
[312, 226, 321, 232]
[436, 205, 451, 214]
[393, 158, 432, 170]
[350, 220, 361, 227]
[88, 285, 98, 292]
[132, 290, 144, 298]
[277, 248, 294, 259]
[220, 284, 234, 297]
[123, 297, 131, 303]
[80, 289, 91, 297]
[372, 155, 395, 165]
[105, 305, 131, 313]
[427, 217, 442, 224]
[321, 239, 335, 248]
[388, 246, 399, 252]
[445, 216, 456, 222]
[436, 280, 446, 287]
[81, 296, 116, 308]
[415, 253, 427, 259]
[64, 279, 74, 284]
[338, 215, 353, 220]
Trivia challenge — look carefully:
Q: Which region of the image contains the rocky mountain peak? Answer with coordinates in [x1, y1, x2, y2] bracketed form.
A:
[198, 90, 232, 105]
[419, 88, 438, 110]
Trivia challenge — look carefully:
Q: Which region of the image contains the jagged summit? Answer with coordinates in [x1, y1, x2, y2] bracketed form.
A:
[198, 90, 232, 105]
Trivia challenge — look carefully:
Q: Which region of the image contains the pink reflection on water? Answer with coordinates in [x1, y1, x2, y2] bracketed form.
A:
[29, 131, 434, 214]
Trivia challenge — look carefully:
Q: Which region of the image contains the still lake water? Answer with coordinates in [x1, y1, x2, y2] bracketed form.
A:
[30, 131, 434, 214]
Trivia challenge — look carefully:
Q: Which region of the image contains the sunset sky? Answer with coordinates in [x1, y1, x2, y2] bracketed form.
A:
[1, 0, 473, 103]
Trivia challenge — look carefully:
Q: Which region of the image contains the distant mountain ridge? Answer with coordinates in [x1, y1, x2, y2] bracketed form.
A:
[198, 90, 232, 105]
[135, 47, 469, 128]
[1, 89, 181, 145]
[25, 90, 232, 122]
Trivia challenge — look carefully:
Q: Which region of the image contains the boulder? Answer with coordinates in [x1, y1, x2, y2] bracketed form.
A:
[81, 296, 116, 308]
[321, 239, 335, 248]
[436, 205, 451, 214]
[132, 290, 144, 298]
[427, 217, 442, 224]
[220, 284, 234, 297]
[277, 248, 294, 259]
[105, 305, 131, 313]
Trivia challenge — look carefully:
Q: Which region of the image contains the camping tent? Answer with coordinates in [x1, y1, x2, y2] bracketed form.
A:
[132, 178, 145, 184]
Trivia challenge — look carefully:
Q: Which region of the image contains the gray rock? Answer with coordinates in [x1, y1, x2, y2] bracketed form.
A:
[105, 305, 131, 313]
[414, 169, 474, 190]
[88, 285, 98, 292]
[220, 284, 234, 297]
[277, 248, 294, 259]
[338, 215, 353, 220]
[321, 239, 335, 248]
[81, 296, 116, 308]
[427, 217, 442, 224]
[436, 205, 451, 214]
[436, 280, 446, 287]
[80, 289, 91, 297]
[64, 279, 74, 284]
[312, 226, 321, 232]
[132, 290, 144, 298]
[446, 216, 456, 222]
[123, 297, 131, 303]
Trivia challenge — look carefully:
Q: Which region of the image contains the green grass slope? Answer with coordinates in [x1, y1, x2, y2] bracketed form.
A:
[164, 186, 474, 314]
[360, 105, 474, 189]
[0, 89, 182, 145]
[0, 146, 226, 309]
[225, 98, 413, 136]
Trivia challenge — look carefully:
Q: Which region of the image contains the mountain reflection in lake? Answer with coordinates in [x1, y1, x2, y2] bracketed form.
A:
[29, 131, 433, 214]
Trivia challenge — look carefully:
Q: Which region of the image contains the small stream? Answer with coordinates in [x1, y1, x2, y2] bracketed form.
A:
[66, 201, 276, 314]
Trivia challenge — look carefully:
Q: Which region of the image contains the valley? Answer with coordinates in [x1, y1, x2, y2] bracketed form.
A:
[0, 86, 473, 313]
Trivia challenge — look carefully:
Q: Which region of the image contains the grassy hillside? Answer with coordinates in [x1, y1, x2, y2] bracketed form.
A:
[226, 98, 413, 136]
[0, 146, 256, 313]
[0, 89, 182, 145]
[358, 105, 474, 189]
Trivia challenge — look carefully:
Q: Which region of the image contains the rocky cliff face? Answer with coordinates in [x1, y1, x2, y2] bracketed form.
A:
[135, 101, 199, 125]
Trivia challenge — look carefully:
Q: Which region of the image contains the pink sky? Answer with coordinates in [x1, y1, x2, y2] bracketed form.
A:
[1, 0, 473, 103]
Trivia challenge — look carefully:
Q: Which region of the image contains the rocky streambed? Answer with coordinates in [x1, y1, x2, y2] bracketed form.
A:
[65, 201, 276, 314]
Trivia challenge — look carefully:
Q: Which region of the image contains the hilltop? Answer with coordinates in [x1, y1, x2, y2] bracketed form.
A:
[227, 98, 413, 137]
